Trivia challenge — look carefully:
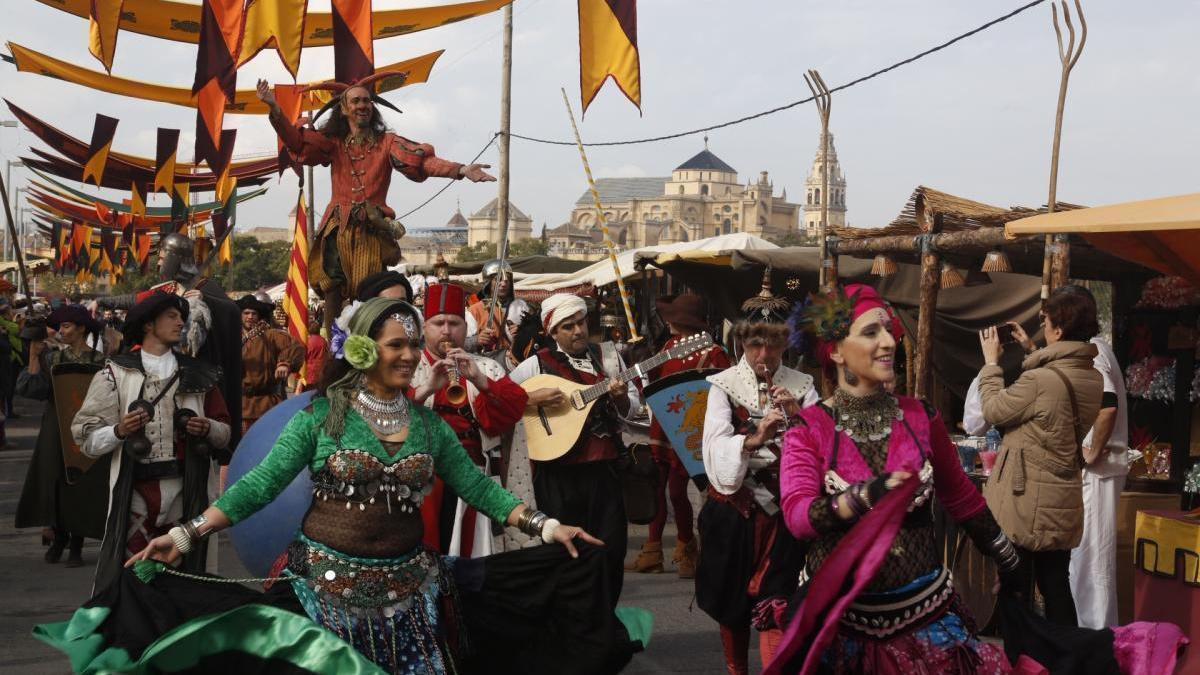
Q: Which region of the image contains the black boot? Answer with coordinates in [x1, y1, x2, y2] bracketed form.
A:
[64, 535, 84, 568]
[44, 529, 68, 563]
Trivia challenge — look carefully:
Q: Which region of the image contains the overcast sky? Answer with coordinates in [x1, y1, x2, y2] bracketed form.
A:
[2, 0, 1198, 237]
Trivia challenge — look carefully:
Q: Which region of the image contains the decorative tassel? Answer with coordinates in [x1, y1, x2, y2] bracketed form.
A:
[981, 248, 1012, 273]
[870, 254, 897, 277]
[133, 560, 165, 584]
[940, 263, 965, 289]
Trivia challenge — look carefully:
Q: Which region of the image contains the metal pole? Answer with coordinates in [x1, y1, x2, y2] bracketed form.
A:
[560, 88, 640, 342]
[0, 167, 33, 296]
[305, 165, 315, 252]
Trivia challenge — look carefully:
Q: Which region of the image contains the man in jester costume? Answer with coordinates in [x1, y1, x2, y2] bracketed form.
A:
[256, 78, 495, 334]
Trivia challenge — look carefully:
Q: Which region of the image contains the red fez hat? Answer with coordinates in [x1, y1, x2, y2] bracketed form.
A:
[424, 283, 465, 320]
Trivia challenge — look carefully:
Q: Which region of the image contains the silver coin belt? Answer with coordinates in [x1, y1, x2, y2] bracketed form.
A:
[304, 544, 439, 619]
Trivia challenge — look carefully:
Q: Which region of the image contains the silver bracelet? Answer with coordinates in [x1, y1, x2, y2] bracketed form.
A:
[540, 518, 562, 545]
[168, 526, 193, 555]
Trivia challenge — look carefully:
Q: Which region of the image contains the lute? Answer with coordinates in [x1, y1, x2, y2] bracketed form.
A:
[521, 333, 714, 462]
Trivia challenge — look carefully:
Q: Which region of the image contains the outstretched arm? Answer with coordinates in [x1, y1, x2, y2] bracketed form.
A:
[256, 79, 335, 165]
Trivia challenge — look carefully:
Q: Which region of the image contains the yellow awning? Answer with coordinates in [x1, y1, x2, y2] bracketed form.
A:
[7, 42, 442, 115]
[1005, 193, 1200, 285]
[34, 0, 512, 48]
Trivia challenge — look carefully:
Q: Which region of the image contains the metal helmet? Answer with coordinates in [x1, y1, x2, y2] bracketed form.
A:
[480, 259, 513, 282]
[159, 232, 198, 282]
[254, 291, 273, 305]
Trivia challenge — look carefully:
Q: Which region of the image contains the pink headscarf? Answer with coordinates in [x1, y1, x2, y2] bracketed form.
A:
[812, 284, 905, 378]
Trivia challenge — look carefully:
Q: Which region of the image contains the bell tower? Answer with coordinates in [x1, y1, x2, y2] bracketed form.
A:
[802, 131, 848, 237]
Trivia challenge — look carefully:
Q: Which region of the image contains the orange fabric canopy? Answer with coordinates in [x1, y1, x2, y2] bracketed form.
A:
[1005, 193, 1200, 285]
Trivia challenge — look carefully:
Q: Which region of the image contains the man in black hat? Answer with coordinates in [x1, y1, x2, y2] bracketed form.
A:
[237, 294, 303, 432]
[72, 290, 231, 591]
[15, 305, 108, 567]
[91, 232, 244, 452]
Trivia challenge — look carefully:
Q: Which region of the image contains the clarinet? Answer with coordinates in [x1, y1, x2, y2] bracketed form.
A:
[756, 364, 787, 449]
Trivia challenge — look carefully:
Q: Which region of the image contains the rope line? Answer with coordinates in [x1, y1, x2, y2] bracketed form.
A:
[508, 0, 1047, 147]
[396, 132, 499, 220]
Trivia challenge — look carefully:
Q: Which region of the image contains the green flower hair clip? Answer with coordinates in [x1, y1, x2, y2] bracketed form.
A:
[343, 334, 379, 371]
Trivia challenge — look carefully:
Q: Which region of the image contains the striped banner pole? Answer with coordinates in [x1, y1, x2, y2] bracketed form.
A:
[559, 87, 640, 343]
[283, 190, 310, 385]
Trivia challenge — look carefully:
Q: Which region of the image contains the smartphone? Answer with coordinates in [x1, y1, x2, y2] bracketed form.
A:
[996, 324, 1015, 345]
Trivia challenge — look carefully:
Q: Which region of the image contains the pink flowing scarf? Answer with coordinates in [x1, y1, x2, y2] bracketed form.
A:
[764, 476, 921, 675]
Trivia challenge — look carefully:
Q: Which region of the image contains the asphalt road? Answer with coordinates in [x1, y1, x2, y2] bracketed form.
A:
[0, 396, 752, 674]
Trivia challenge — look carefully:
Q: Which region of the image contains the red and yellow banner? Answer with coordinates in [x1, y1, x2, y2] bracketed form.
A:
[82, 113, 119, 186]
[240, 0, 310, 79]
[88, 0, 125, 72]
[283, 193, 309, 381]
[578, 0, 642, 114]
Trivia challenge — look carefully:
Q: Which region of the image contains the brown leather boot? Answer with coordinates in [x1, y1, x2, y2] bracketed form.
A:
[673, 539, 698, 579]
[624, 541, 663, 573]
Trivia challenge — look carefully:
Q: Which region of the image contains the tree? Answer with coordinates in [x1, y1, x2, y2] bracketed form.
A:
[767, 231, 820, 248]
[456, 238, 549, 263]
[510, 238, 548, 257]
[111, 266, 161, 294]
[455, 241, 496, 263]
[209, 235, 291, 292]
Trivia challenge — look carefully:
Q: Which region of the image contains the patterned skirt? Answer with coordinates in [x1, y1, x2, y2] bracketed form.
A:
[819, 569, 1010, 675]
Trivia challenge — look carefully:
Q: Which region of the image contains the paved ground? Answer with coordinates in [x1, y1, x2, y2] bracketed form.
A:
[0, 396, 753, 674]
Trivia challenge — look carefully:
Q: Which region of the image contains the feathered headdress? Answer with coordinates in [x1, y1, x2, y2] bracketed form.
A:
[789, 285, 855, 353]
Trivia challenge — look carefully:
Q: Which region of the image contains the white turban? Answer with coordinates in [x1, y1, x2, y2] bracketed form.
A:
[540, 293, 587, 332]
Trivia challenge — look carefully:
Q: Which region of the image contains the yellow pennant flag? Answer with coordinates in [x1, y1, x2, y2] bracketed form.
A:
[88, 0, 125, 72]
[578, 0, 642, 114]
[130, 181, 146, 218]
[239, 0, 310, 79]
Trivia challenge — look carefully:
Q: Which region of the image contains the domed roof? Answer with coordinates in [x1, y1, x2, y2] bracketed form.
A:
[445, 207, 468, 228]
[674, 148, 736, 174]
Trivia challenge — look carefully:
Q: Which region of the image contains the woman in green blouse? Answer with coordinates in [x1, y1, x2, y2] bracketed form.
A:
[38, 298, 633, 675]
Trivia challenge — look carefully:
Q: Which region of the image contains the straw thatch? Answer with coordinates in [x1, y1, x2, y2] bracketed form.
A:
[834, 186, 1084, 240]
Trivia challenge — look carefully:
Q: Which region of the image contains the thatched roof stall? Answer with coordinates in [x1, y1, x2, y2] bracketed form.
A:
[827, 186, 1157, 399]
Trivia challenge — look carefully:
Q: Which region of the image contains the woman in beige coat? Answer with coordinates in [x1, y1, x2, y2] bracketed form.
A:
[978, 285, 1103, 627]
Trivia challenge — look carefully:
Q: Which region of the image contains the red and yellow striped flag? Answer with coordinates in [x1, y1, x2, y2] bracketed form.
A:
[578, 0, 641, 114]
[283, 192, 310, 382]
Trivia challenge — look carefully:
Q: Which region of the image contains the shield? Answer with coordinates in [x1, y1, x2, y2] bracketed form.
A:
[644, 368, 723, 478]
[52, 361, 103, 485]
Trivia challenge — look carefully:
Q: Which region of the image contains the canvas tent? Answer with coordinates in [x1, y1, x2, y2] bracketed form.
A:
[1006, 192, 1200, 286]
[513, 233, 777, 292]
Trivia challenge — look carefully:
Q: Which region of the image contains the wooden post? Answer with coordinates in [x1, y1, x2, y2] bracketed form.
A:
[485, 3, 514, 330]
[496, 4, 513, 253]
[804, 70, 833, 290]
[1041, 0, 1087, 297]
[914, 208, 944, 401]
[904, 335, 916, 396]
